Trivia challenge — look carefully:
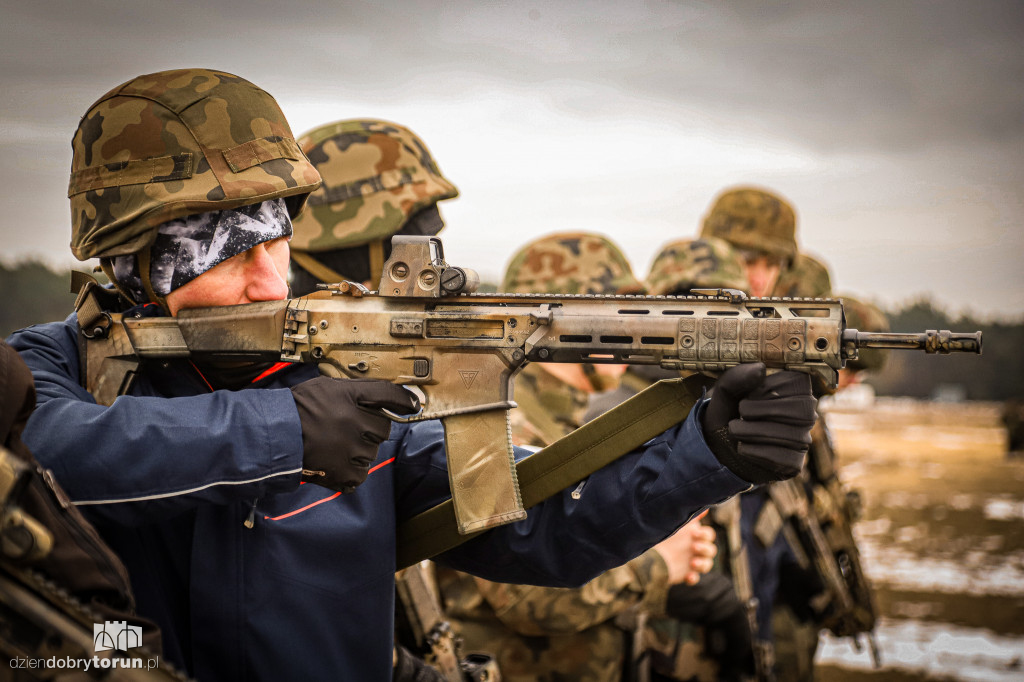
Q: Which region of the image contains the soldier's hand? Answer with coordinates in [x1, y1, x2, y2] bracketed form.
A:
[702, 363, 817, 484]
[653, 512, 718, 586]
[684, 516, 718, 585]
[291, 377, 420, 493]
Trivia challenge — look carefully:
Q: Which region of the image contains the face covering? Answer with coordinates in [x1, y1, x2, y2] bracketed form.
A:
[112, 198, 292, 305]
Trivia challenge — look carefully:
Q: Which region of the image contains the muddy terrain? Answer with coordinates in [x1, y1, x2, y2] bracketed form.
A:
[815, 397, 1024, 681]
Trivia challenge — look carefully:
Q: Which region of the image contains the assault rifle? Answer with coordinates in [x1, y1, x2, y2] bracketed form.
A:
[764, 419, 883, 667]
[395, 562, 501, 682]
[807, 420, 882, 664]
[76, 236, 982, 535]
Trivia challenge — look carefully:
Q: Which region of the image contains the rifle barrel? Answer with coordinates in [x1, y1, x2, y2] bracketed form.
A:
[842, 329, 982, 355]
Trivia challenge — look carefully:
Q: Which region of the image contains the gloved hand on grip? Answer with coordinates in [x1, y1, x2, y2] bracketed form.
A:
[291, 377, 420, 493]
[702, 363, 817, 484]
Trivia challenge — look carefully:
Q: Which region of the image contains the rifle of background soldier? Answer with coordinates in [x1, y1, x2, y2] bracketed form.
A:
[77, 236, 982, 536]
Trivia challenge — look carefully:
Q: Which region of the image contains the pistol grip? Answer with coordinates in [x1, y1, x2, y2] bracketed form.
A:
[442, 410, 526, 534]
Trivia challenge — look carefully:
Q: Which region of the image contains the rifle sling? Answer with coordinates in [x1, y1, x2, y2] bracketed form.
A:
[396, 374, 713, 570]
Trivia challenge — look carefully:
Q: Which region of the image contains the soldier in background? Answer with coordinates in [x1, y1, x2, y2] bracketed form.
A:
[697, 188, 822, 669]
[289, 118, 458, 296]
[699, 186, 832, 300]
[286, 123, 719, 682]
[699, 185, 881, 680]
[435, 232, 720, 682]
[289, 119, 468, 682]
[587, 236, 759, 682]
[772, 295, 889, 681]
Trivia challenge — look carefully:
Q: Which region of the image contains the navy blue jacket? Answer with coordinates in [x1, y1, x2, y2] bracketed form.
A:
[9, 314, 749, 681]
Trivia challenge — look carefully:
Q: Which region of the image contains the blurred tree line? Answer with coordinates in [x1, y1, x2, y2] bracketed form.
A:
[2, 260, 1021, 401]
[864, 299, 1024, 402]
[1, 260, 79, 338]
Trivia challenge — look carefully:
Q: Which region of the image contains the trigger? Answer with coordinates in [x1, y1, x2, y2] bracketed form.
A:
[384, 386, 426, 422]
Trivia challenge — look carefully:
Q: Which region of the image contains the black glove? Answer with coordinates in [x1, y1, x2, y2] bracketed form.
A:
[702, 363, 817, 484]
[291, 377, 420, 493]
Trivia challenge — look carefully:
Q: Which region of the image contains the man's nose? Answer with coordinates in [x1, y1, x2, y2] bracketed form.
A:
[244, 243, 289, 302]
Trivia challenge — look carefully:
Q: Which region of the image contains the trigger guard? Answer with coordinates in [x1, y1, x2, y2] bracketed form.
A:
[383, 404, 426, 423]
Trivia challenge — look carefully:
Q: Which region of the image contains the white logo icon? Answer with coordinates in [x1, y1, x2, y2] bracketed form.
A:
[94, 621, 143, 652]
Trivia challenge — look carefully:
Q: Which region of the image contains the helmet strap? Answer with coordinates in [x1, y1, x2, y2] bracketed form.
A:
[99, 258, 137, 306]
[135, 248, 170, 314]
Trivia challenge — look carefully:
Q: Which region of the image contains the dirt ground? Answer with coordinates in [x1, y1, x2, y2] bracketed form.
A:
[813, 397, 1024, 681]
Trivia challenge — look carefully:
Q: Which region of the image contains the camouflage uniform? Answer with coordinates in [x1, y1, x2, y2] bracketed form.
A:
[750, 243, 836, 682]
[438, 233, 672, 682]
[696, 186, 815, 654]
[585, 239, 758, 682]
[506, 363, 590, 449]
[289, 119, 458, 294]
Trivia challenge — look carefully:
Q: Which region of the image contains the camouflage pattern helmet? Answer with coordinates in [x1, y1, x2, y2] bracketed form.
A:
[69, 68, 321, 261]
[290, 119, 458, 253]
[501, 231, 643, 295]
[840, 294, 891, 372]
[645, 237, 749, 296]
[772, 253, 833, 299]
[700, 186, 798, 263]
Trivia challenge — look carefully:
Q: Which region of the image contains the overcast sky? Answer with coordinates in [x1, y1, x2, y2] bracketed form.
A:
[1, 0, 1022, 319]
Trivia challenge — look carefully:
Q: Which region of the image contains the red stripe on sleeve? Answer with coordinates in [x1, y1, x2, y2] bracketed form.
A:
[252, 362, 293, 383]
[264, 457, 397, 521]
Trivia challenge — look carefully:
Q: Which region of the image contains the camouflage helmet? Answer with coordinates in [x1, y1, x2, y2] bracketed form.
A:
[840, 294, 890, 372]
[502, 232, 643, 295]
[700, 186, 798, 263]
[69, 68, 321, 262]
[772, 253, 833, 299]
[645, 237, 748, 296]
[290, 119, 458, 253]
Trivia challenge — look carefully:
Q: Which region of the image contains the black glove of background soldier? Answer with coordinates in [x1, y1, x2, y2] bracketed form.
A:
[291, 377, 420, 493]
[703, 363, 817, 484]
